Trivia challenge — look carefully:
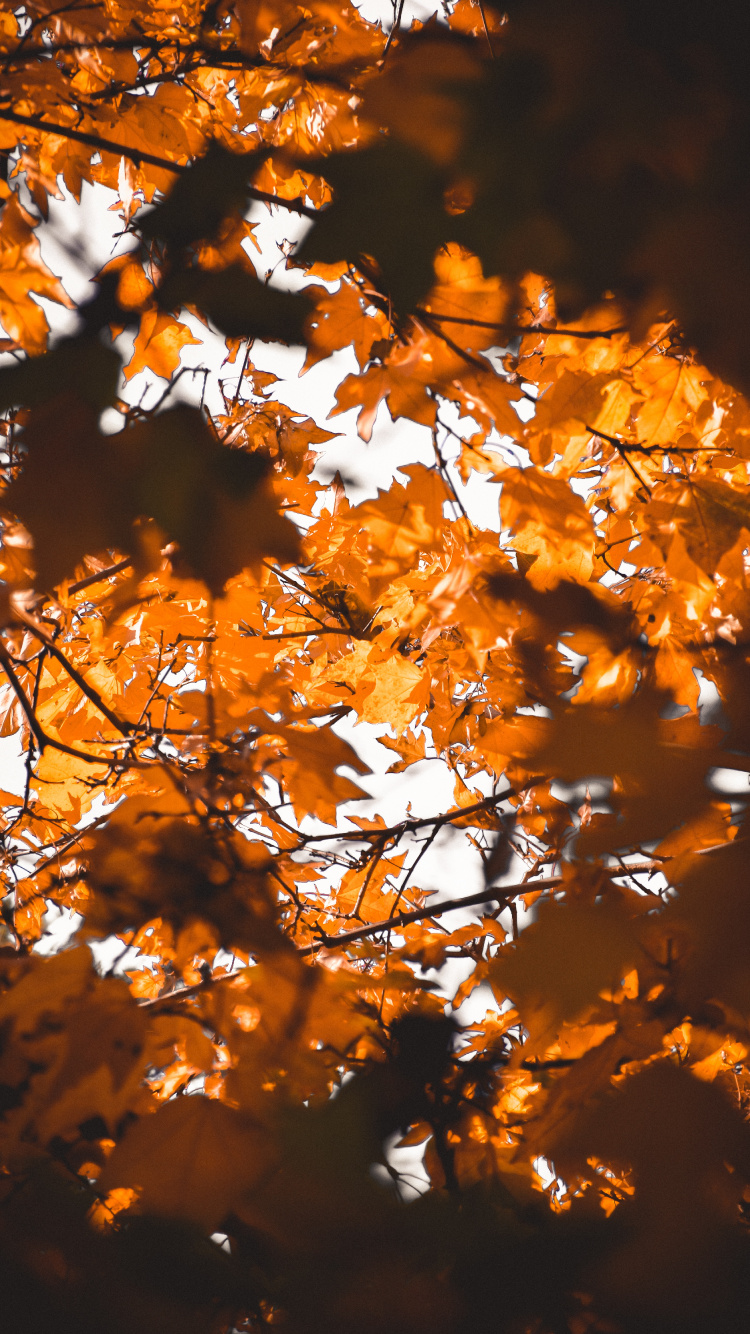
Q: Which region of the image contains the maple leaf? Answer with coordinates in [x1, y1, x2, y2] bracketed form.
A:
[123, 308, 201, 382]
[499, 464, 596, 588]
[354, 464, 451, 567]
[328, 245, 512, 438]
[669, 477, 750, 576]
[271, 721, 370, 824]
[303, 277, 389, 371]
[0, 191, 72, 353]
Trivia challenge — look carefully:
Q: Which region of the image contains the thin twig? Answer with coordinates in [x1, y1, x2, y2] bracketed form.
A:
[262, 626, 352, 639]
[477, 0, 496, 58]
[417, 308, 496, 374]
[381, 0, 405, 61]
[586, 425, 652, 496]
[296, 790, 516, 845]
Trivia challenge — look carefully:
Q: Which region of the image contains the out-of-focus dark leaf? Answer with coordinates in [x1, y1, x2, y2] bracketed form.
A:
[139, 142, 261, 250]
[574, 1061, 750, 1334]
[4, 401, 300, 592]
[161, 264, 310, 344]
[297, 143, 451, 314]
[662, 840, 750, 1021]
[3, 395, 130, 588]
[86, 792, 285, 952]
[489, 571, 636, 647]
[534, 689, 723, 854]
[0, 336, 121, 411]
[99, 1095, 272, 1230]
[115, 1214, 259, 1309]
[490, 896, 642, 1047]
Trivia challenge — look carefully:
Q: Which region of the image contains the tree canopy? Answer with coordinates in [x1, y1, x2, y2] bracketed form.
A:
[1, 2, 750, 1331]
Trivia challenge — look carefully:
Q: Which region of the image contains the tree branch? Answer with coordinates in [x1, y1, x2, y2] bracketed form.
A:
[416, 309, 628, 339]
[0, 108, 320, 217]
[297, 860, 663, 954]
[0, 640, 118, 765]
[296, 790, 517, 844]
[67, 557, 132, 594]
[20, 620, 135, 737]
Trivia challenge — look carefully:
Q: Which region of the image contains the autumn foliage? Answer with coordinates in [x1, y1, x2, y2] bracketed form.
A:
[2, 1, 750, 1331]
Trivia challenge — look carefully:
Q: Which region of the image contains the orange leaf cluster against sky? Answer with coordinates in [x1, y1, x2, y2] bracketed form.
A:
[1, 3, 750, 1331]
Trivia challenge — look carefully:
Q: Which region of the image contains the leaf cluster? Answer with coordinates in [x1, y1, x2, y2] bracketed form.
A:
[0, 3, 750, 1333]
